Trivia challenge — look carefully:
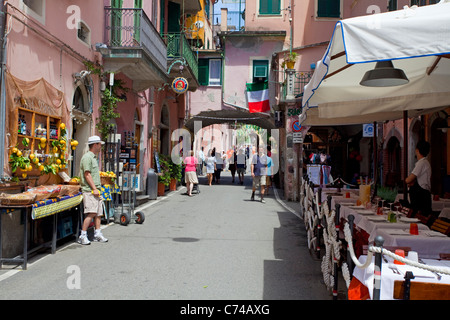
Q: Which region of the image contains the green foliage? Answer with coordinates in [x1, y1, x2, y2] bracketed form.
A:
[96, 88, 122, 140]
[157, 154, 171, 186]
[169, 157, 182, 181]
[376, 185, 398, 203]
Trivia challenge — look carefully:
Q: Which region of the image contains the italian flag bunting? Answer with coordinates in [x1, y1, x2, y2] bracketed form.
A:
[246, 81, 270, 113]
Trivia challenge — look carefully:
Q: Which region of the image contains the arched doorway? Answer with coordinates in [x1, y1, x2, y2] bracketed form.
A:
[430, 117, 447, 196]
[71, 84, 91, 177]
[385, 136, 402, 188]
[160, 104, 170, 155]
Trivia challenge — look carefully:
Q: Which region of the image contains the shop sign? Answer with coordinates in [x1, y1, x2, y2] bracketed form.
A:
[287, 107, 302, 117]
[172, 77, 189, 94]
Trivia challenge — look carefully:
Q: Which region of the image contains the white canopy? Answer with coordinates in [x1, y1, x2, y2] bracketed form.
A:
[301, 1, 450, 126]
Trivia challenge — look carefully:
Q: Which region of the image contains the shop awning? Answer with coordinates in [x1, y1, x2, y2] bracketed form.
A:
[301, 1, 450, 125]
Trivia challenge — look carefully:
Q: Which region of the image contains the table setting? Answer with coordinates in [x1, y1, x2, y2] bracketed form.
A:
[349, 253, 450, 300]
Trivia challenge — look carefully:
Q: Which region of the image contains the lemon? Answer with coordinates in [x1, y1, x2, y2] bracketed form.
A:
[27, 165, 32, 171]
[56, 159, 61, 165]
[29, 153, 35, 160]
[39, 165, 45, 171]
[60, 123, 66, 130]
[22, 173, 27, 178]
[16, 150, 22, 157]
[12, 147, 18, 154]
[52, 146, 58, 153]
[40, 137, 46, 144]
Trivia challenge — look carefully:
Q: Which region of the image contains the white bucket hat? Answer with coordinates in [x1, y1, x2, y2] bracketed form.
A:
[87, 135, 105, 145]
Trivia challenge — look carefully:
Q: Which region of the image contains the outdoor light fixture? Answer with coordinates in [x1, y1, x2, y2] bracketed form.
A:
[360, 60, 409, 87]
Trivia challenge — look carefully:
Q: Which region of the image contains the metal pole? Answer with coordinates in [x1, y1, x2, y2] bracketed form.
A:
[333, 203, 341, 300]
[403, 271, 415, 300]
[372, 235, 385, 300]
[403, 111, 408, 201]
[347, 214, 355, 277]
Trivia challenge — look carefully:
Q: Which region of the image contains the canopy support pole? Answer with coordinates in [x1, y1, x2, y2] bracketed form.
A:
[403, 110, 408, 201]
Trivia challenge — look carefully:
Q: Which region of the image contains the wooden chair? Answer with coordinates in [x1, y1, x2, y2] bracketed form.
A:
[416, 212, 434, 226]
[430, 218, 450, 236]
[440, 253, 450, 260]
[393, 281, 450, 300]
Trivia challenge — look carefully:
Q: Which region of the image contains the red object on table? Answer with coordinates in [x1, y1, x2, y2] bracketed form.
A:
[348, 278, 370, 300]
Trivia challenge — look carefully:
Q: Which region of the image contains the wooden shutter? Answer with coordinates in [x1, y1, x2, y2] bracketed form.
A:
[259, 0, 281, 15]
[198, 59, 209, 86]
[317, 0, 340, 18]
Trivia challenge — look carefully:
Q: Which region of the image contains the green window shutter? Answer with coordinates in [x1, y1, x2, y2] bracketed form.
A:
[253, 60, 268, 83]
[317, 0, 340, 18]
[259, 0, 281, 15]
[198, 59, 209, 86]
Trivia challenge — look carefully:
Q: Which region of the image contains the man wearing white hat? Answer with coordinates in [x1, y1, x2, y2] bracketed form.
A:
[78, 135, 108, 245]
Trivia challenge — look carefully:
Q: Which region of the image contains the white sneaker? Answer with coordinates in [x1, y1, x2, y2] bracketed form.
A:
[78, 235, 91, 245]
[93, 233, 108, 243]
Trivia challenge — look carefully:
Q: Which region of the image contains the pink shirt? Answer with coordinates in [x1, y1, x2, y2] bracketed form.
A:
[184, 156, 198, 172]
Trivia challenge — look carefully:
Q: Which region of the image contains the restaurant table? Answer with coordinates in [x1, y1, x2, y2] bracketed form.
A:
[439, 207, 450, 220]
[327, 195, 450, 259]
[0, 192, 83, 270]
[349, 255, 450, 300]
[329, 196, 430, 239]
[374, 227, 450, 259]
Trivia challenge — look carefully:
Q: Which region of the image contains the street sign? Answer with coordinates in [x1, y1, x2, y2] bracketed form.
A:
[292, 120, 302, 132]
[363, 123, 374, 137]
[293, 132, 303, 143]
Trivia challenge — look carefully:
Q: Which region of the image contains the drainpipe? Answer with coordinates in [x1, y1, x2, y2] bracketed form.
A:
[0, 2, 8, 179]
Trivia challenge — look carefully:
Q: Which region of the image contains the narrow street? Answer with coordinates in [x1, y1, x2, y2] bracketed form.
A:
[0, 171, 334, 300]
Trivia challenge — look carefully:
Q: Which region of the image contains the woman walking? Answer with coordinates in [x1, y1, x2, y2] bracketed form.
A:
[183, 150, 199, 196]
[205, 149, 216, 186]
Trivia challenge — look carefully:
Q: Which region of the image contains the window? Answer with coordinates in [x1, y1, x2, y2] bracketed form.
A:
[22, 0, 45, 23]
[23, 0, 44, 16]
[388, 0, 397, 11]
[253, 60, 269, 83]
[259, 0, 281, 15]
[209, 59, 221, 86]
[317, 0, 340, 18]
[198, 58, 222, 86]
[77, 21, 90, 45]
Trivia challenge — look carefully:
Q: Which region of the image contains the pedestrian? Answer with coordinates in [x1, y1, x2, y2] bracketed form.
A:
[78, 135, 108, 245]
[205, 149, 216, 186]
[183, 150, 199, 196]
[236, 148, 246, 185]
[229, 148, 237, 183]
[405, 140, 432, 217]
[215, 150, 223, 184]
[265, 146, 273, 195]
[198, 146, 205, 176]
[251, 146, 268, 203]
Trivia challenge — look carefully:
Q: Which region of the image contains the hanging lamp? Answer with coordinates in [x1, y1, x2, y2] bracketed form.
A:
[360, 60, 409, 87]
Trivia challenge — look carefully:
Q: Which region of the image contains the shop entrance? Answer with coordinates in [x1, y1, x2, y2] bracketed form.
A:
[71, 85, 91, 177]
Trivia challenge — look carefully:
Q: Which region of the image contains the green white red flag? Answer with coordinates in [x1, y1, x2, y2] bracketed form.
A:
[246, 81, 270, 113]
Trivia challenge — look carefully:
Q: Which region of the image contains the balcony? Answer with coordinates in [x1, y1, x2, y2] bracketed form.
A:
[163, 33, 199, 91]
[102, 7, 168, 92]
[278, 70, 313, 103]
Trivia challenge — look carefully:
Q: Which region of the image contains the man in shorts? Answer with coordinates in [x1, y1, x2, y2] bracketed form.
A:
[78, 135, 108, 245]
[251, 146, 268, 203]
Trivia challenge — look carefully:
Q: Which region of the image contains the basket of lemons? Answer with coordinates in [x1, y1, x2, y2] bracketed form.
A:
[100, 171, 116, 185]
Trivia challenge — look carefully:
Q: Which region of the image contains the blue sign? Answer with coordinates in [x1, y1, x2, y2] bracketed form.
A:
[292, 120, 302, 132]
[363, 124, 374, 137]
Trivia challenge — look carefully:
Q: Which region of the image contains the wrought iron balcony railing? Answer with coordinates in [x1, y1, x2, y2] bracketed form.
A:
[104, 7, 167, 71]
[162, 32, 198, 81]
[278, 70, 313, 101]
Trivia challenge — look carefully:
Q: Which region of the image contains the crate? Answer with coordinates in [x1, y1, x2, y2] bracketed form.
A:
[57, 216, 73, 239]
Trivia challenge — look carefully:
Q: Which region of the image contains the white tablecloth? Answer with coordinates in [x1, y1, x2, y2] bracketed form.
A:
[352, 255, 450, 300]
[374, 228, 450, 259]
[328, 195, 450, 259]
[439, 207, 450, 219]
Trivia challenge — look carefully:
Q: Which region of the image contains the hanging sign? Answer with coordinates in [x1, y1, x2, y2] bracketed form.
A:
[172, 77, 189, 94]
[363, 124, 374, 137]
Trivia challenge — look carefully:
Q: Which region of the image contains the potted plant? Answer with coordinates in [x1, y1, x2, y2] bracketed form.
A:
[281, 51, 298, 69]
[157, 154, 171, 196]
[168, 157, 182, 191]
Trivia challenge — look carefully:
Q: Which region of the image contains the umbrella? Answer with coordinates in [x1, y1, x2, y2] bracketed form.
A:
[301, 1, 450, 125]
